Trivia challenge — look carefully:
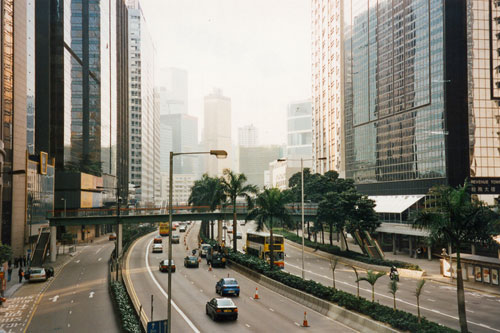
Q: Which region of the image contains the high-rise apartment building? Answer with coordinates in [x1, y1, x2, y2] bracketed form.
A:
[127, 2, 160, 206]
[311, 0, 343, 175]
[203, 89, 232, 176]
[313, 0, 500, 200]
[287, 100, 313, 159]
[36, 0, 129, 241]
[159, 67, 188, 115]
[238, 124, 258, 147]
[239, 146, 282, 188]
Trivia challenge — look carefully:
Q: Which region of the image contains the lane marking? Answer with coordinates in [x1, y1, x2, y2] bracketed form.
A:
[98, 258, 102, 262]
[284, 261, 499, 332]
[294, 322, 300, 327]
[144, 239, 200, 333]
[245, 324, 250, 328]
[49, 296, 59, 302]
[75, 260, 80, 264]
[269, 308, 274, 312]
[89, 291, 95, 298]
[69, 311, 72, 315]
[427, 299, 435, 302]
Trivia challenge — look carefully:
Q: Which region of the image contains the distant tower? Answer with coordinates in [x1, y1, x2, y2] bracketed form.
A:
[159, 67, 188, 115]
[238, 124, 258, 147]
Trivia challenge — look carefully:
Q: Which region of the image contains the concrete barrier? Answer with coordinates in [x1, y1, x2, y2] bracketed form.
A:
[228, 260, 399, 333]
[398, 268, 426, 278]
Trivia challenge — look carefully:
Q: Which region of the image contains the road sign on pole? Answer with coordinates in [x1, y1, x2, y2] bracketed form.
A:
[147, 320, 167, 333]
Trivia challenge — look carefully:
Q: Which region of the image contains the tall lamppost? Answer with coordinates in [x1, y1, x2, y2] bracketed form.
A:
[168, 150, 227, 333]
[277, 157, 326, 279]
[61, 197, 66, 217]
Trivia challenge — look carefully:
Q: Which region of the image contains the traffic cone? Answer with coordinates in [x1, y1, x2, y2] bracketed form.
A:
[254, 287, 259, 299]
[208, 263, 212, 271]
[302, 311, 309, 327]
[186, 245, 189, 250]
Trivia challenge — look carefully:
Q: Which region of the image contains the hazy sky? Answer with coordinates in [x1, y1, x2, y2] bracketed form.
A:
[139, 0, 311, 145]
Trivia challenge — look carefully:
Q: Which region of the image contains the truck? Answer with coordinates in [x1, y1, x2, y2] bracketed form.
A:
[206, 245, 226, 268]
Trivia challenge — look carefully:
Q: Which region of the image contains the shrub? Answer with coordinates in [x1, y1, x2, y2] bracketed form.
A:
[277, 229, 421, 271]
[226, 250, 456, 333]
[110, 281, 142, 333]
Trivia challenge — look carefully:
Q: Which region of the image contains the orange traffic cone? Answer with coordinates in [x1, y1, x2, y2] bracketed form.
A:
[186, 245, 189, 250]
[208, 263, 212, 271]
[302, 311, 309, 327]
[254, 287, 259, 299]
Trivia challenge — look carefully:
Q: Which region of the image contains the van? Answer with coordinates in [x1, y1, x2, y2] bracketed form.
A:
[200, 244, 212, 258]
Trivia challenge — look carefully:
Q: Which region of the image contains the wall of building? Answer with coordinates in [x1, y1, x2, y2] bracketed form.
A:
[239, 146, 282, 188]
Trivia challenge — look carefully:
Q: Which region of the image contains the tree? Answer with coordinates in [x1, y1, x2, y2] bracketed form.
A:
[189, 174, 225, 240]
[388, 280, 398, 311]
[356, 270, 386, 302]
[330, 258, 338, 289]
[248, 188, 292, 269]
[220, 169, 258, 252]
[0, 243, 12, 264]
[415, 279, 426, 323]
[318, 192, 345, 245]
[413, 183, 499, 333]
[351, 266, 360, 298]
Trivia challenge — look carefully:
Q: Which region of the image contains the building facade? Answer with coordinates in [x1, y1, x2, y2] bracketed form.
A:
[203, 89, 232, 176]
[238, 124, 258, 147]
[239, 146, 282, 188]
[287, 100, 313, 159]
[159, 67, 188, 115]
[127, 3, 160, 206]
[161, 114, 199, 174]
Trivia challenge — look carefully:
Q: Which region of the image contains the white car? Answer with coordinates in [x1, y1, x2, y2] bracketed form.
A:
[152, 244, 163, 253]
[27, 267, 48, 282]
[179, 225, 187, 232]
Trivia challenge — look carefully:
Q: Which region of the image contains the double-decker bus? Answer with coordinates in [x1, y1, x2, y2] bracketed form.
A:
[245, 231, 284, 268]
[159, 222, 169, 237]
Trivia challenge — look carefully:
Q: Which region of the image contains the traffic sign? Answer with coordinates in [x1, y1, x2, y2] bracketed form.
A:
[147, 320, 167, 333]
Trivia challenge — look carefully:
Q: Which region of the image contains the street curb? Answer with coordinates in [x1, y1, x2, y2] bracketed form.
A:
[227, 260, 400, 333]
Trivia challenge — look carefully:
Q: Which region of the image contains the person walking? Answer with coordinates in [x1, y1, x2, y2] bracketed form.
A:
[18, 267, 24, 283]
[7, 266, 12, 282]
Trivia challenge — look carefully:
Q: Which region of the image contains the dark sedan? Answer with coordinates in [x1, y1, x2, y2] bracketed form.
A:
[215, 278, 240, 296]
[206, 298, 238, 321]
[184, 256, 199, 268]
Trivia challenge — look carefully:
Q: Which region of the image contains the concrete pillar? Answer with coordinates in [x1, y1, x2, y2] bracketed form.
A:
[409, 236, 413, 258]
[427, 246, 432, 260]
[218, 220, 222, 246]
[392, 234, 397, 255]
[50, 225, 57, 263]
[471, 244, 476, 255]
[117, 223, 123, 256]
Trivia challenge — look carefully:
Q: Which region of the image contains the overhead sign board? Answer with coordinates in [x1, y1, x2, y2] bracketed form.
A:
[147, 320, 167, 333]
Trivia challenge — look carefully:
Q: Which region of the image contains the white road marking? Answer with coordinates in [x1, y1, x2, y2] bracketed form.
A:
[71, 300, 74, 304]
[294, 322, 300, 327]
[98, 258, 102, 261]
[285, 261, 500, 332]
[89, 291, 95, 298]
[245, 324, 251, 328]
[427, 299, 435, 302]
[69, 310, 72, 315]
[68, 324, 71, 328]
[75, 260, 80, 264]
[200, 289, 203, 292]
[144, 239, 200, 333]
[269, 308, 274, 312]
[466, 309, 475, 313]
[49, 295, 59, 302]
[191, 281, 194, 284]
[96, 247, 103, 254]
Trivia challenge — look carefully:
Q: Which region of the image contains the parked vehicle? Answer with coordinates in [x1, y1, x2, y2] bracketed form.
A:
[206, 298, 238, 321]
[215, 278, 240, 296]
[200, 244, 212, 258]
[27, 267, 48, 282]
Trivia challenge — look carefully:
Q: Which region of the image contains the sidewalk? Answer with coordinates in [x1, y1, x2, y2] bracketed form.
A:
[294, 230, 500, 296]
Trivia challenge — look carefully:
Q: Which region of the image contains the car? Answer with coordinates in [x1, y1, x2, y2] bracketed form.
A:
[206, 298, 238, 321]
[239, 220, 245, 226]
[159, 259, 175, 273]
[215, 278, 240, 296]
[27, 267, 48, 282]
[172, 234, 180, 244]
[43, 266, 55, 278]
[153, 236, 162, 244]
[184, 256, 199, 268]
[227, 226, 233, 234]
[152, 244, 163, 253]
[236, 231, 242, 239]
[108, 232, 117, 241]
[200, 244, 212, 258]
[179, 225, 187, 232]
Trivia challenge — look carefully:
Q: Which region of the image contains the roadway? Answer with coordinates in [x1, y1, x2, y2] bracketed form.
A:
[25, 239, 119, 332]
[126, 222, 357, 332]
[229, 222, 500, 333]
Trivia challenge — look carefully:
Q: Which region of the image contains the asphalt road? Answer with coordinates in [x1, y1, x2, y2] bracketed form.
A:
[126, 222, 357, 332]
[25, 240, 119, 332]
[230, 221, 500, 333]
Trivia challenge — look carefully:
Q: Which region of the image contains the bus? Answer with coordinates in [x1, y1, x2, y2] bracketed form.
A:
[245, 231, 285, 268]
[159, 222, 169, 237]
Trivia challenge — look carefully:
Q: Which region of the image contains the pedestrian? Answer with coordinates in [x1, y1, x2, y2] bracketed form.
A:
[7, 266, 12, 282]
[22, 256, 26, 267]
[14, 257, 18, 268]
[18, 267, 24, 283]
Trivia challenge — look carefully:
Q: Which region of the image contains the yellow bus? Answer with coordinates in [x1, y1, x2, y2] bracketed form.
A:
[159, 222, 169, 237]
[245, 231, 284, 268]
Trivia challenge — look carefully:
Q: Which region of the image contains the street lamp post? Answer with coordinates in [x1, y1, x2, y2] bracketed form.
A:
[277, 157, 326, 279]
[168, 150, 227, 333]
[61, 198, 66, 217]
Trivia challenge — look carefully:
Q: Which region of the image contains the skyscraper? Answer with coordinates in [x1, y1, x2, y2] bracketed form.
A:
[313, 0, 500, 200]
[160, 114, 198, 174]
[238, 124, 258, 147]
[203, 88, 232, 176]
[159, 67, 188, 115]
[287, 100, 312, 159]
[127, 2, 160, 205]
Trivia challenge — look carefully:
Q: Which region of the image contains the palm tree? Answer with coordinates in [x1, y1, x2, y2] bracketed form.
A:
[413, 183, 499, 333]
[248, 188, 292, 269]
[351, 266, 360, 298]
[189, 174, 224, 241]
[415, 279, 426, 323]
[220, 169, 258, 251]
[388, 280, 398, 311]
[330, 258, 338, 289]
[356, 270, 386, 302]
